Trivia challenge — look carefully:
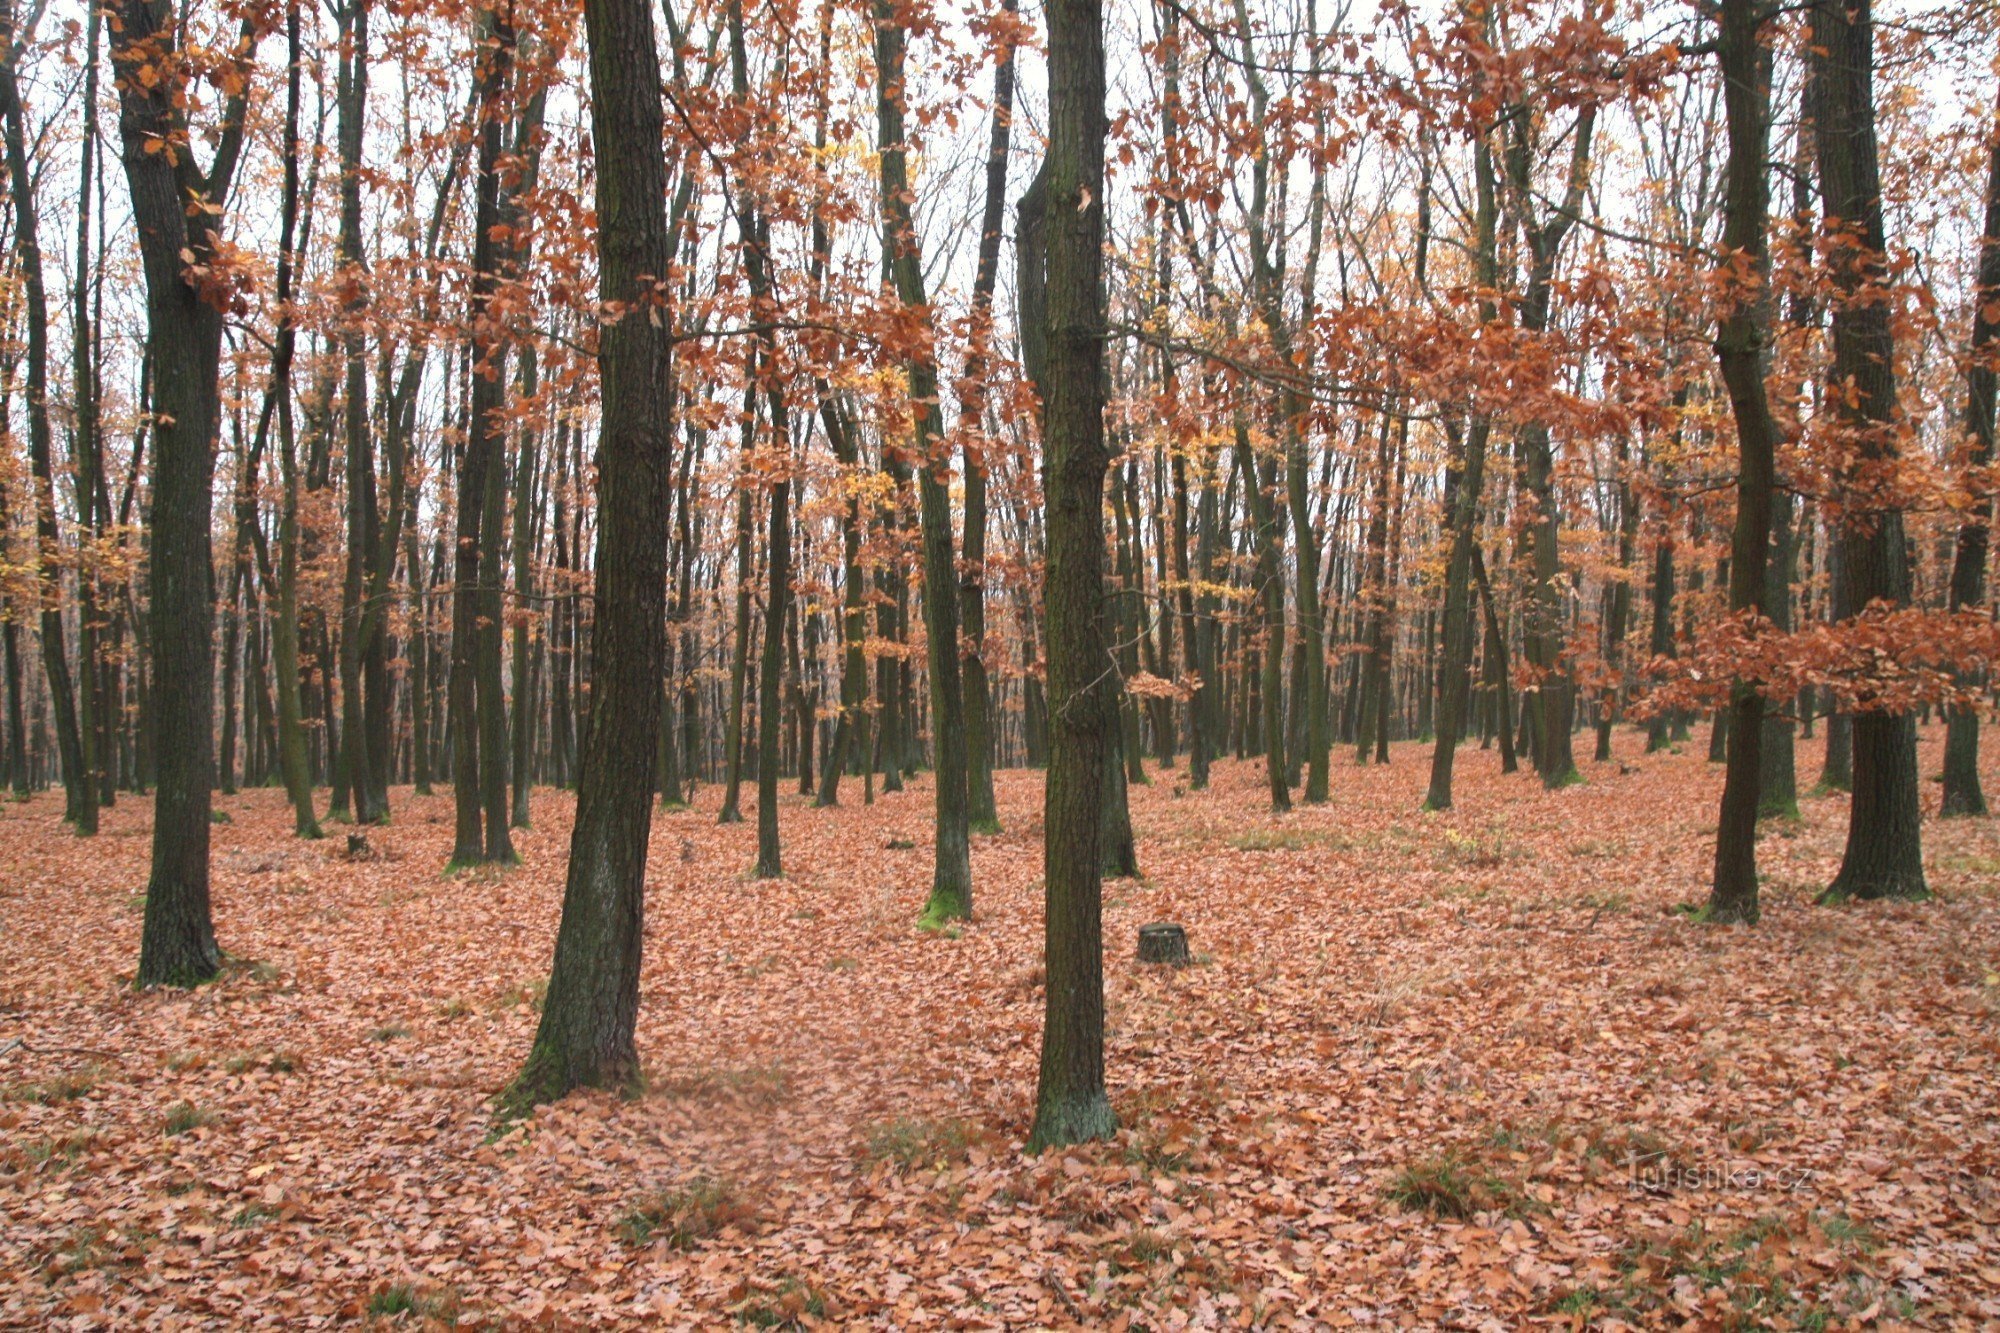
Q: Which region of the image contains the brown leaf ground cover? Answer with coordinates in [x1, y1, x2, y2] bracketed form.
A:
[3, 726, 1999, 1329]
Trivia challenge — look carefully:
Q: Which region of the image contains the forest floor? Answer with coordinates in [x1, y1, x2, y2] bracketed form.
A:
[3, 726, 1999, 1329]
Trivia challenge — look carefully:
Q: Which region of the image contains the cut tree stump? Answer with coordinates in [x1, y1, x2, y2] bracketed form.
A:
[1137, 923, 1190, 966]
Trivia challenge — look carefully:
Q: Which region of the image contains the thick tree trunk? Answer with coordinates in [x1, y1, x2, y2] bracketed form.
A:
[504, 0, 674, 1111]
[111, 0, 251, 984]
[718, 430, 754, 825]
[512, 351, 544, 829]
[1504, 103, 1594, 789]
[1024, 0, 1116, 1147]
[1425, 124, 1500, 810]
[335, 0, 384, 827]
[1709, 0, 1779, 925]
[451, 9, 517, 866]
[1758, 489, 1799, 817]
[70, 5, 105, 821]
[1814, 0, 1925, 903]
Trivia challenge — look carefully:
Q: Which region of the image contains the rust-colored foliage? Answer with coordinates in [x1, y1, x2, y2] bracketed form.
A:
[4, 730, 1998, 1324]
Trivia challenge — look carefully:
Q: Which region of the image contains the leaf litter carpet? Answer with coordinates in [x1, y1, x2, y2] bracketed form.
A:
[3, 727, 1999, 1328]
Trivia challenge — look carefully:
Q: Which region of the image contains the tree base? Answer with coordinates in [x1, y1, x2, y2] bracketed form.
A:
[1026, 1091, 1116, 1154]
[1699, 894, 1759, 926]
[495, 1040, 641, 1124]
[1137, 922, 1189, 965]
[920, 890, 971, 927]
[1818, 878, 1930, 906]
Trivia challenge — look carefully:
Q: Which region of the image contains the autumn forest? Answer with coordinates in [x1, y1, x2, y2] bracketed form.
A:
[2, 0, 1999, 1323]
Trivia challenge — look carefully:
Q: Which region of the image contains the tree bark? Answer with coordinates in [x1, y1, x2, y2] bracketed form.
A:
[111, 0, 257, 984]
[0, 3, 93, 833]
[1026, 0, 1117, 1152]
[1941, 86, 2000, 818]
[505, 0, 675, 1112]
[1708, 0, 1780, 925]
[875, 0, 971, 917]
[1813, 0, 1925, 902]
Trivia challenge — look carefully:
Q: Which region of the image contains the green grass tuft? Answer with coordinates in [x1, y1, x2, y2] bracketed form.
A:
[860, 1116, 982, 1170]
[163, 1102, 215, 1137]
[615, 1176, 753, 1249]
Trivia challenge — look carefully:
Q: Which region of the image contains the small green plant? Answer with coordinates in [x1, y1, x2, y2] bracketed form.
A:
[7, 1065, 105, 1104]
[1122, 1120, 1198, 1176]
[163, 1102, 215, 1137]
[230, 1203, 277, 1229]
[489, 979, 547, 1013]
[732, 1276, 830, 1327]
[916, 907, 964, 938]
[44, 1224, 116, 1278]
[1384, 1152, 1537, 1219]
[210, 809, 233, 824]
[1551, 1285, 1603, 1316]
[1437, 824, 1518, 868]
[860, 1116, 981, 1170]
[885, 836, 917, 850]
[1125, 1227, 1173, 1265]
[436, 997, 474, 1020]
[615, 1176, 753, 1249]
[1816, 1210, 1879, 1252]
[223, 1049, 302, 1075]
[655, 1063, 791, 1107]
[20, 1127, 97, 1169]
[366, 1281, 460, 1322]
[369, 1024, 412, 1043]
[1227, 826, 1340, 853]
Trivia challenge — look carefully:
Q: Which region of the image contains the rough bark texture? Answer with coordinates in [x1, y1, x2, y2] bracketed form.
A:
[503, 0, 673, 1112]
[1505, 102, 1594, 790]
[1813, 0, 1926, 903]
[957, 0, 1015, 835]
[876, 2, 971, 918]
[112, 0, 249, 985]
[1708, 0, 1778, 926]
[451, 11, 514, 866]
[1027, 0, 1117, 1153]
[1424, 133, 1499, 812]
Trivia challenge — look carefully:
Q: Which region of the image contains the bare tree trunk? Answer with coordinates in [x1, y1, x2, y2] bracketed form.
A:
[875, 0, 970, 916]
[504, 0, 676, 1113]
[1709, 0, 1780, 925]
[111, 0, 257, 983]
[1025, 0, 1116, 1150]
[1814, 0, 1925, 903]
[1941, 85, 2000, 818]
[957, 0, 1016, 834]
[0, 4, 93, 833]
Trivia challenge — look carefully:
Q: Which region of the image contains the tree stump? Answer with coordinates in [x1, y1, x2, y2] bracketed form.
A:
[1137, 923, 1190, 966]
[346, 834, 371, 861]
